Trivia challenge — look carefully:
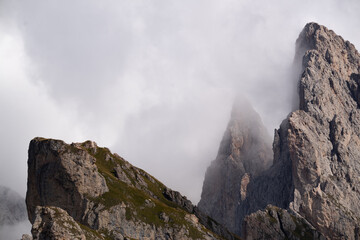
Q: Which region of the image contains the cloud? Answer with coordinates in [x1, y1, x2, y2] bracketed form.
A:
[0, 220, 31, 239]
[1, 0, 360, 204]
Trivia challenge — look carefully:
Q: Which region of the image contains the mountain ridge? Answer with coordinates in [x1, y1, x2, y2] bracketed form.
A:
[24, 137, 240, 240]
[199, 22, 360, 239]
[21, 22, 360, 240]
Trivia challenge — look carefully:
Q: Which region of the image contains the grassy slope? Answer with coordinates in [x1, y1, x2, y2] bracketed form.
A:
[77, 142, 217, 239]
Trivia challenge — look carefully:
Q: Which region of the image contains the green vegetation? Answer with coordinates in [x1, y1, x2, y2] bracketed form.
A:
[256, 214, 265, 223]
[50, 207, 91, 237]
[266, 210, 278, 225]
[78, 222, 104, 239]
[79, 144, 207, 239]
[290, 215, 314, 240]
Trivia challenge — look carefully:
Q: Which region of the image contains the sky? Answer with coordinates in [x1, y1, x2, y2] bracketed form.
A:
[1, 1, 360, 236]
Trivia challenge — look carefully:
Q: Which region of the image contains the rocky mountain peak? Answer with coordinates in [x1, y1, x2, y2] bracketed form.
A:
[21, 22, 360, 239]
[25, 137, 240, 240]
[285, 22, 360, 239]
[198, 98, 273, 233]
[296, 22, 360, 116]
[217, 97, 272, 176]
[200, 22, 360, 239]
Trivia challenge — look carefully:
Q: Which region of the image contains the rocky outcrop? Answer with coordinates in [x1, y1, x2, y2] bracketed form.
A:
[26, 139, 108, 224]
[242, 205, 324, 240]
[26, 138, 240, 240]
[198, 99, 273, 233]
[200, 22, 360, 239]
[282, 22, 360, 240]
[30, 206, 95, 240]
[0, 185, 27, 225]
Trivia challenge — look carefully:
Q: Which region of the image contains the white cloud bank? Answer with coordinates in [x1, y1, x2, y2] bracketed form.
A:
[0, 1, 360, 214]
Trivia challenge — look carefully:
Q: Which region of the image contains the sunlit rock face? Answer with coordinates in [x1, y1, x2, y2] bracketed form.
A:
[198, 99, 273, 233]
[0, 185, 27, 225]
[200, 22, 360, 239]
[25, 138, 240, 240]
[278, 22, 360, 240]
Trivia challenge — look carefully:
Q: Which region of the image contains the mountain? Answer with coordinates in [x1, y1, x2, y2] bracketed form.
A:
[24, 138, 240, 240]
[200, 22, 360, 239]
[0, 185, 27, 225]
[198, 99, 273, 232]
[23, 22, 360, 239]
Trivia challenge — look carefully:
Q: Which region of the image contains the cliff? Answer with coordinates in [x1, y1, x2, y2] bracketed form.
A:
[23, 22, 360, 239]
[25, 138, 240, 240]
[198, 99, 273, 232]
[200, 22, 360, 239]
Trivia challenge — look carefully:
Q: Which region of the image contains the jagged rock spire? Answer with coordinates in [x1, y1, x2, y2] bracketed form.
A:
[200, 22, 360, 239]
[198, 97, 273, 233]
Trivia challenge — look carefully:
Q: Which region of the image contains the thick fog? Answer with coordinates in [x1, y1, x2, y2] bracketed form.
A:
[1, 1, 360, 237]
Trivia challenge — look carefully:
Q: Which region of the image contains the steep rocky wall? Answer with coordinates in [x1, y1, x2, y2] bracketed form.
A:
[245, 23, 360, 239]
[198, 99, 273, 233]
[26, 138, 240, 240]
[200, 22, 360, 239]
[284, 22, 360, 239]
[26, 138, 108, 224]
[242, 205, 325, 240]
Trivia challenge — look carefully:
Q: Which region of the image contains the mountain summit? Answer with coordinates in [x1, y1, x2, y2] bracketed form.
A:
[200, 22, 360, 239]
[198, 98, 273, 232]
[25, 138, 239, 240]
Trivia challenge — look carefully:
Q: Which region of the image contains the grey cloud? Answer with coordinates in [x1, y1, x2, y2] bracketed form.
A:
[1, 0, 360, 206]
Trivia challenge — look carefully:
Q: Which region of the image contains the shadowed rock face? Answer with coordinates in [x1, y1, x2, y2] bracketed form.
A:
[26, 138, 240, 240]
[242, 205, 325, 240]
[26, 138, 109, 224]
[198, 99, 273, 233]
[200, 22, 360, 239]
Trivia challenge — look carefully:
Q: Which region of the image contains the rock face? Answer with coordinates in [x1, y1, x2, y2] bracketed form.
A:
[26, 139, 108, 224]
[242, 205, 324, 240]
[198, 99, 273, 232]
[200, 22, 360, 239]
[0, 185, 27, 225]
[30, 206, 91, 240]
[283, 22, 360, 240]
[26, 138, 240, 240]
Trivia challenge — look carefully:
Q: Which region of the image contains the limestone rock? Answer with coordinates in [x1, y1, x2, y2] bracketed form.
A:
[198, 99, 273, 233]
[163, 187, 194, 213]
[113, 164, 132, 184]
[21, 234, 33, 240]
[285, 22, 360, 240]
[244, 22, 360, 239]
[26, 138, 109, 224]
[26, 138, 239, 240]
[242, 205, 324, 240]
[200, 22, 360, 239]
[30, 206, 93, 240]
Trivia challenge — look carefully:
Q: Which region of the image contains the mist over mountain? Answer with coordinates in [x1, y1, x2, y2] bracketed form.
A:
[0, 185, 31, 239]
[198, 99, 273, 232]
[1, 1, 360, 239]
[200, 22, 360, 239]
[1, 1, 360, 207]
[0, 185, 27, 225]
